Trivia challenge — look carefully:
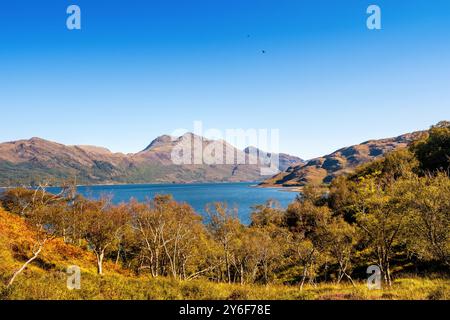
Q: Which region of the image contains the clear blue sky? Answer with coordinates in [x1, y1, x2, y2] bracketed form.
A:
[1, 0, 449, 159]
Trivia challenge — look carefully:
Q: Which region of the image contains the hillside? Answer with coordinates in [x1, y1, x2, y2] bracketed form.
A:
[261, 131, 425, 187]
[1, 207, 446, 300]
[0, 134, 300, 186]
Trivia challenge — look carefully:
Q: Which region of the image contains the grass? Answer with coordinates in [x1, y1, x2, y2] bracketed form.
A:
[0, 208, 448, 300]
[2, 271, 448, 300]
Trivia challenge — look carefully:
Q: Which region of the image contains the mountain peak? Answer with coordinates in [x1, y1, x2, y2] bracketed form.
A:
[179, 132, 205, 141]
[28, 137, 51, 144]
[144, 132, 210, 151]
[143, 135, 174, 151]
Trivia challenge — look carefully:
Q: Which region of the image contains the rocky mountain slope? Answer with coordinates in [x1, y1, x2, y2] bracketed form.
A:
[0, 134, 299, 186]
[260, 131, 425, 187]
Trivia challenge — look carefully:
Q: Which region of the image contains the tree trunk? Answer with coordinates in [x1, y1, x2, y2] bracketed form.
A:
[386, 262, 392, 287]
[300, 263, 308, 291]
[115, 246, 121, 265]
[225, 250, 231, 284]
[97, 251, 105, 275]
[337, 271, 344, 284]
[7, 241, 45, 288]
[344, 272, 356, 287]
[338, 260, 355, 287]
[264, 262, 269, 285]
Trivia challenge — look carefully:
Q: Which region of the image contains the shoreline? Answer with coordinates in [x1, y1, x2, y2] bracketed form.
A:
[1, 180, 263, 189]
[255, 184, 303, 193]
[0, 181, 302, 193]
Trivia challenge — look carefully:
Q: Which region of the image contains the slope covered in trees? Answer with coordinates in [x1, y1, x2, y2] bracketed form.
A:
[0, 202, 448, 300]
[0, 122, 449, 300]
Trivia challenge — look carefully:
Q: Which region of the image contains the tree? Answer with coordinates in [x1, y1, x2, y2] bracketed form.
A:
[129, 195, 207, 280]
[285, 200, 332, 289]
[325, 217, 357, 285]
[229, 227, 257, 284]
[81, 199, 128, 275]
[206, 203, 241, 284]
[250, 200, 285, 228]
[412, 121, 450, 173]
[398, 173, 450, 266]
[354, 177, 407, 286]
[250, 202, 290, 284]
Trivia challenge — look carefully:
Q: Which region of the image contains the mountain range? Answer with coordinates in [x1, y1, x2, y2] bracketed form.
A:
[0, 133, 303, 186]
[260, 131, 424, 187]
[0, 129, 426, 187]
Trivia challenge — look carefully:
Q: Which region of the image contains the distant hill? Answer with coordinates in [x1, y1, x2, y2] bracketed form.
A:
[0, 134, 301, 186]
[243, 146, 304, 171]
[260, 131, 425, 187]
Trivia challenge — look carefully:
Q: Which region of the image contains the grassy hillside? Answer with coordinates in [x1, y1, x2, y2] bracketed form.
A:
[0, 208, 448, 300]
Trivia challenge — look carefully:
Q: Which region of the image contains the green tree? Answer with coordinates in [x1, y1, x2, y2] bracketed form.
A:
[412, 121, 450, 173]
[285, 200, 332, 289]
[354, 177, 408, 286]
[398, 173, 450, 266]
[325, 217, 357, 285]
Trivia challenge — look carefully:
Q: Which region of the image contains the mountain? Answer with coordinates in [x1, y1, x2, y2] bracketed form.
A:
[260, 131, 425, 187]
[243, 146, 304, 171]
[0, 137, 130, 186]
[0, 134, 301, 186]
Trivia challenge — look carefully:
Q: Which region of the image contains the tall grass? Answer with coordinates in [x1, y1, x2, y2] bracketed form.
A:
[1, 268, 449, 300]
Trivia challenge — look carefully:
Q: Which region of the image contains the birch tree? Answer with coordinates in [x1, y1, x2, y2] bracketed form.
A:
[81, 199, 128, 275]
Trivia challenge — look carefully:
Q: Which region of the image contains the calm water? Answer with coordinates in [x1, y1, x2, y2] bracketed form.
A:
[45, 183, 298, 224]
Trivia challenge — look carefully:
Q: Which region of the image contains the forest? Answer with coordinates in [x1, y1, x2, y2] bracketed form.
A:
[0, 122, 449, 299]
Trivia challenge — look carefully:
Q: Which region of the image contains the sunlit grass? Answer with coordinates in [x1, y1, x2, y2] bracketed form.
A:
[1, 267, 448, 300]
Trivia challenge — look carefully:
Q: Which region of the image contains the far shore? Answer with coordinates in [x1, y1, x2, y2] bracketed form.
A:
[255, 184, 303, 193]
[0, 181, 302, 193]
[1, 181, 255, 189]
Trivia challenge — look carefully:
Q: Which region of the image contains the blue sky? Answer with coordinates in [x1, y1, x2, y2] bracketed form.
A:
[1, 0, 449, 159]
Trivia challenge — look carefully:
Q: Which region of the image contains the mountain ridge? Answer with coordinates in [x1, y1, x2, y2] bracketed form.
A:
[260, 130, 426, 187]
[0, 133, 300, 186]
[0, 129, 431, 187]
